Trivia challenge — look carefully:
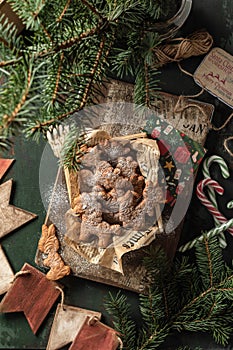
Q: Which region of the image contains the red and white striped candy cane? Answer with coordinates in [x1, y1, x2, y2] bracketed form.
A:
[196, 178, 233, 235]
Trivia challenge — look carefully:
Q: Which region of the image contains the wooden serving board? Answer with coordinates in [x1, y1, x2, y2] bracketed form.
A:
[36, 79, 211, 293]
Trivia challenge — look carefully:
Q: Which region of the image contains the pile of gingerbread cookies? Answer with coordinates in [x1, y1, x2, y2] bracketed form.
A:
[72, 138, 163, 248]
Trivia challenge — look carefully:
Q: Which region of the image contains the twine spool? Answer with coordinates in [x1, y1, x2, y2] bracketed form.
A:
[153, 30, 213, 67]
[153, 28, 232, 159]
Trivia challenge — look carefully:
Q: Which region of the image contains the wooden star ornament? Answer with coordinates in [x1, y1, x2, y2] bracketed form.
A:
[0, 245, 14, 295]
[0, 158, 14, 181]
[0, 179, 37, 239]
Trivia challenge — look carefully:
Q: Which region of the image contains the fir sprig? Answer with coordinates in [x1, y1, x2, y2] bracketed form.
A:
[105, 236, 233, 349]
[105, 291, 137, 350]
[59, 125, 87, 171]
[0, 0, 173, 152]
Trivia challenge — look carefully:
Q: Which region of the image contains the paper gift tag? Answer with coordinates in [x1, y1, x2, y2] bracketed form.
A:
[47, 304, 101, 350]
[0, 245, 14, 295]
[0, 263, 61, 334]
[68, 317, 119, 350]
[194, 47, 233, 108]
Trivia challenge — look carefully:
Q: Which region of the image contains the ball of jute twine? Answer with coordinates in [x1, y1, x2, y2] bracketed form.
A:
[154, 30, 233, 156]
[153, 30, 213, 67]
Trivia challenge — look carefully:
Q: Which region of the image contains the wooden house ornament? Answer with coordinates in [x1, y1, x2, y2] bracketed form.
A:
[68, 317, 120, 350]
[0, 263, 61, 334]
[47, 304, 101, 350]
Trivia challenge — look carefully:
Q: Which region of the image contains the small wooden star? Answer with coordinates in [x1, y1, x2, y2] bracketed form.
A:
[0, 159, 14, 181]
[0, 179, 37, 239]
[164, 161, 175, 172]
[0, 245, 14, 295]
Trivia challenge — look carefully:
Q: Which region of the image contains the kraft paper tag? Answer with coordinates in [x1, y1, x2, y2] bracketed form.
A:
[194, 47, 233, 108]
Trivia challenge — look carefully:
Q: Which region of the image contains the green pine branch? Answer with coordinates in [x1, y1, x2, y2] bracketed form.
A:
[105, 236, 233, 349]
[105, 291, 137, 350]
[0, 0, 173, 152]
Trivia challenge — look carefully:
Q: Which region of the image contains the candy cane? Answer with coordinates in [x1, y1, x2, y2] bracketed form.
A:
[203, 155, 230, 180]
[196, 178, 233, 235]
[179, 218, 233, 252]
[202, 155, 230, 248]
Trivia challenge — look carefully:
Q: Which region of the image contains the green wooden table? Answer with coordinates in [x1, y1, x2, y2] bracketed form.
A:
[1, 0, 233, 348]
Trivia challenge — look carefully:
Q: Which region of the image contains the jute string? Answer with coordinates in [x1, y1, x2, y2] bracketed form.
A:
[87, 315, 122, 348]
[176, 61, 233, 158]
[153, 30, 213, 67]
[224, 136, 233, 157]
[118, 337, 123, 349]
[12, 270, 30, 282]
[88, 315, 100, 326]
[55, 286, 65, 309]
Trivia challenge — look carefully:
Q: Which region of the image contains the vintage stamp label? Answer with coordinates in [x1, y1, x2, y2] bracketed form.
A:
[194, 47, 233, 108]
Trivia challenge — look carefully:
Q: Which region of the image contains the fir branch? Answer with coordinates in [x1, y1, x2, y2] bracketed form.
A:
[144, 62, 150, 107]
[204, 236, 213, 287]
[105, 291, 137, 350]
[79, 36, 107, 109]
[28, 108, 76, 137]
[0, 14, 20, 51]
[106, 236, 233, 349]
[60, 125, 87, 171]
[51, 52, 65, 104]
[2, 66, 32, 128]
[195, 234, 227, 289]
[0, 57, 22, 68]
[30, 33, 111, 136]
[39, 24, 102, 56]
[136, 324, 170, 350]
[40, 22, 53, 42]
[80, 0, 104, 20]
[56, 0, 72, 22]
[55, 26, 102, 52]
[9, 0, 46, 30]
[1, 0, 171, 153]
[0, 135, 13, 152]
